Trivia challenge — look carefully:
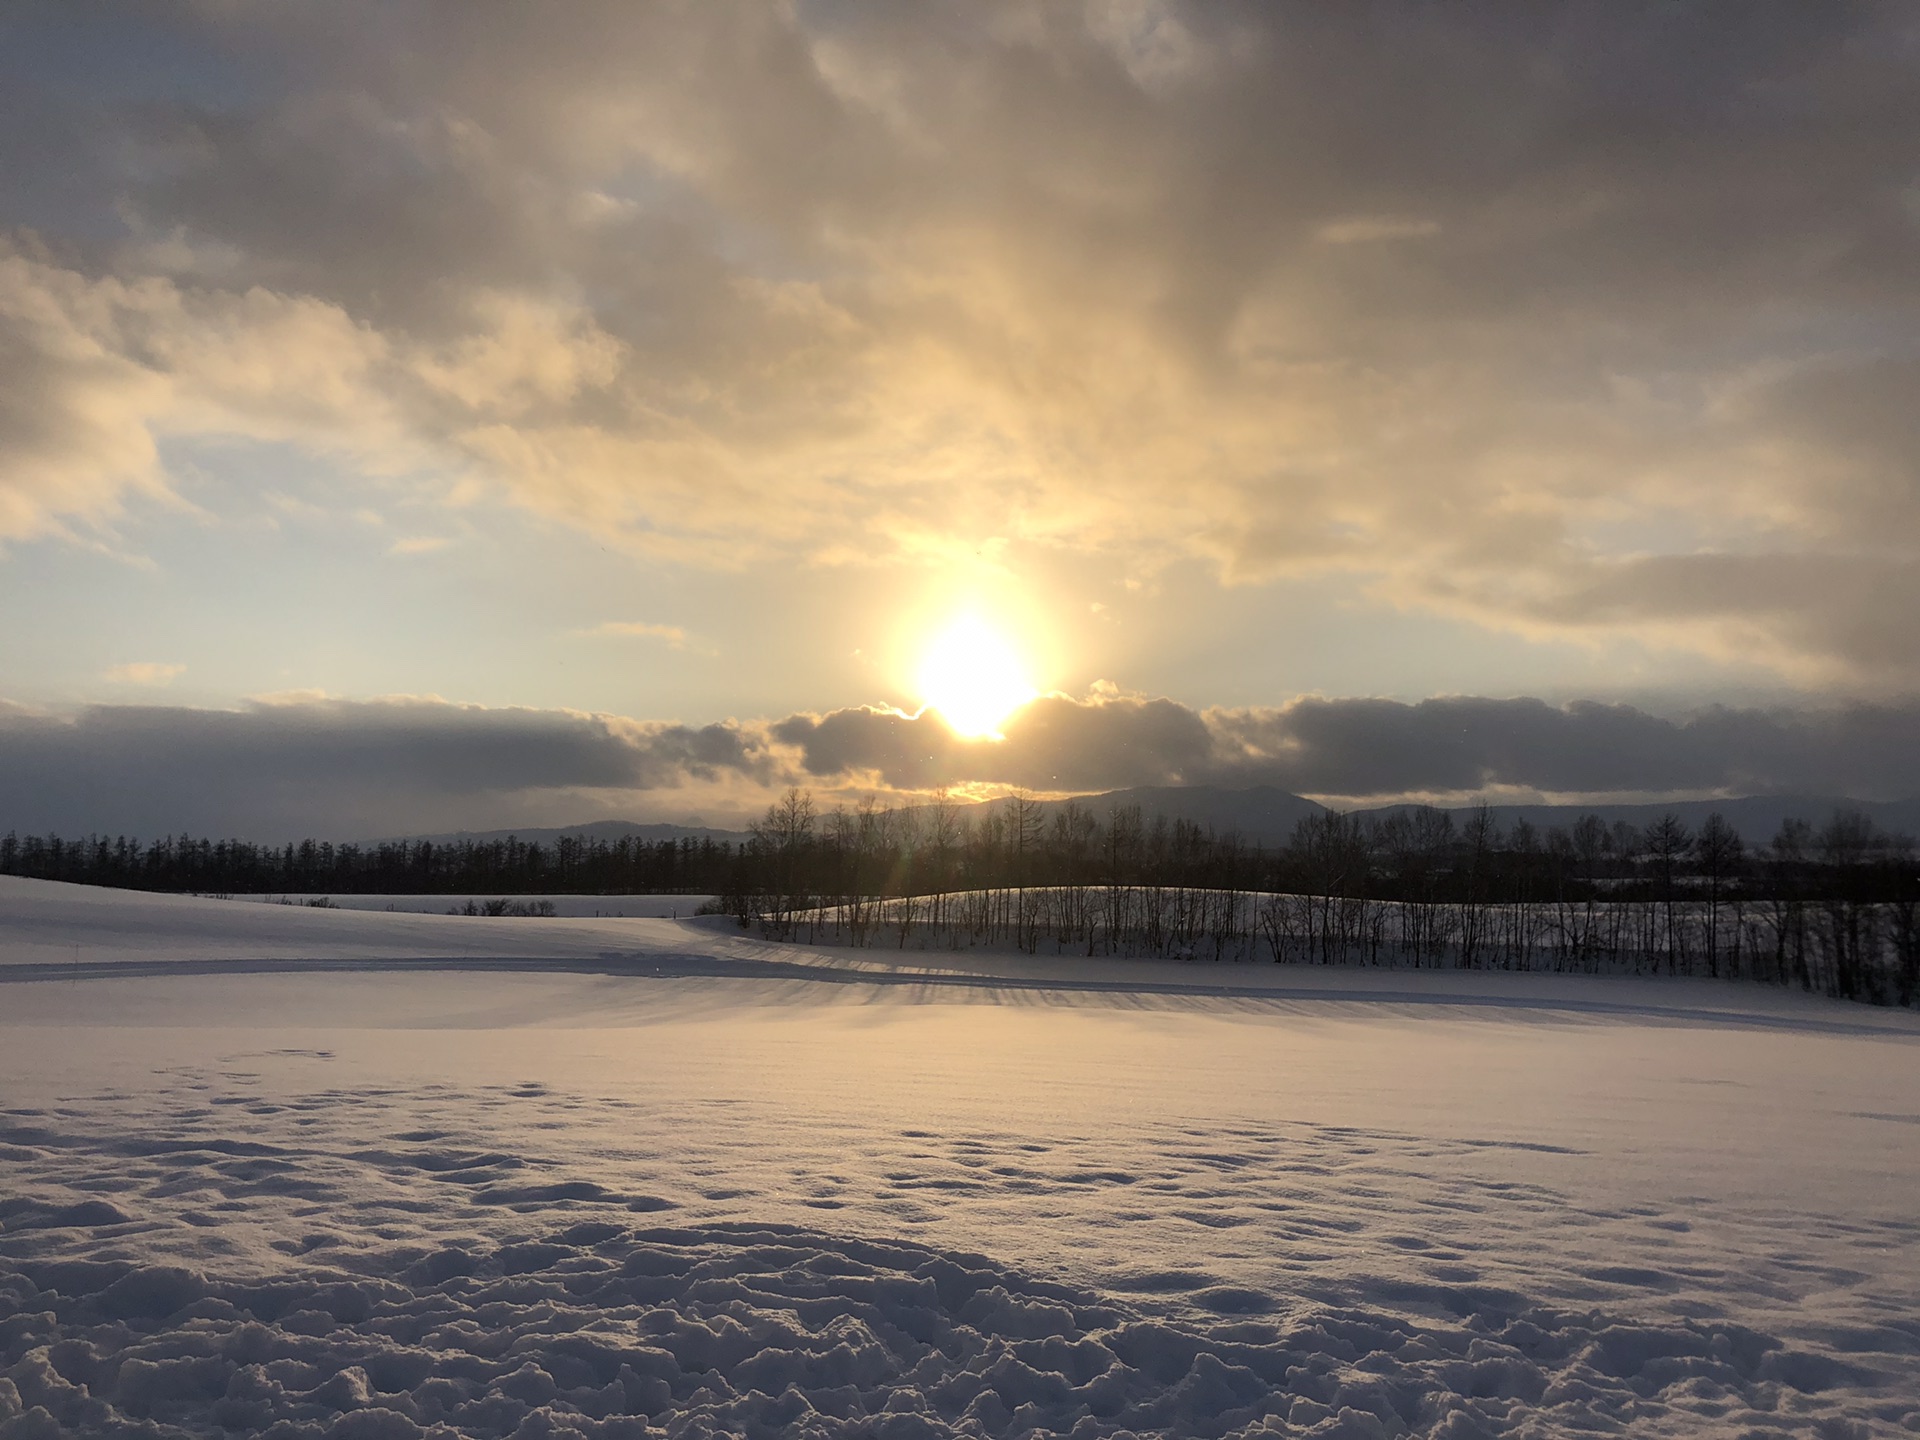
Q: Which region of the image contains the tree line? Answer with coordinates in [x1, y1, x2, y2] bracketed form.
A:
[0, 831, 735, 895]
[6, 790, 1916, 1005]
[719, 790, 1919, 1007]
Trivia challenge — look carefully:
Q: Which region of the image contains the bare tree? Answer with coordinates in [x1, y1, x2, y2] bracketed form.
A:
[1885, 830, 1920, 1007]
[925, 791, 961, 938]
[1816, 810, 1878, 1000]
[1760, 818, 1811, 989]
[1644, 813, 1691, 974]
[1456, 803, 1500, 969]
[1694, 812, 1744, 979]
[1571, 813, 1611, 970]
[753, 787, 817, 940]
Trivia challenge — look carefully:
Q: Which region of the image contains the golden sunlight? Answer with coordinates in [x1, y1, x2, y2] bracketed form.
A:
[917, 614, 1037, 739]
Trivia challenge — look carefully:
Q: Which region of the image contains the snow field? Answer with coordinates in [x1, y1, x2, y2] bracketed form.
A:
[5, 1211, 1902, 1440]
[2, 880, 1918, 1437]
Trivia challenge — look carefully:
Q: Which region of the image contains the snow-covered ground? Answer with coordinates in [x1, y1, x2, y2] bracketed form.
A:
[2, 877, 1917, 1438]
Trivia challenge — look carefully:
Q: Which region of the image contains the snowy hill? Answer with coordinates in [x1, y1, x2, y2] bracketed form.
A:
[1, 875, 1917, 1437]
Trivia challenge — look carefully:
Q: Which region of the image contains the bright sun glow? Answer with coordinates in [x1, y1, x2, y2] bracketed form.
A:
[917, 615, 1037, 739]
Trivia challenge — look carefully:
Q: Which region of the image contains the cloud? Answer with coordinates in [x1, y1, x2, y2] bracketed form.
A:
[0, 246, 171, 541]
[1315, 216, 1440, 245]
[0, 241, 422, 543]
[582, 620, 695, 649]
[387, 536, 454, 556]
[0, 696, 779, 840]
[102, 663, 185, 687]
[779, 691, 1920, 804]
[5, 5, 1920, 677]
[3, 689, 1919, 840]
[773, 694, 1215, 793]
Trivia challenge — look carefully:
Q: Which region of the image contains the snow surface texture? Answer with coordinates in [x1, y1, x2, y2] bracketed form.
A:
[2, 878, 1918, 1438]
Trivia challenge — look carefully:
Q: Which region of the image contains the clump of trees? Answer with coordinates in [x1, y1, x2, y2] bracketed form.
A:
[714, 790, 1918, 1008]
[6, 791, 1916, 1007]
[449, 898, 558, 917]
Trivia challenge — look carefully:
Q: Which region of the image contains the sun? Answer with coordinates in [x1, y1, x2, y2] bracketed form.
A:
[917, 614, 1037, 739]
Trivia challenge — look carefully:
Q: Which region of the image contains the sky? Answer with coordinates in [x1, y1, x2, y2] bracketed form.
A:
[3, 1, 1920, 838]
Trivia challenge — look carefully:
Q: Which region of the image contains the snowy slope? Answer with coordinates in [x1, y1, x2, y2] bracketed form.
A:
[2, 877, 1917, 1438]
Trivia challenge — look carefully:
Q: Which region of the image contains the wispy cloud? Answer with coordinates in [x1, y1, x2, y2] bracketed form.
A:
[102, 662, 185, 687]
[1315, 216, 1441, 245]
[581, 621, 697, 651]
[388, 537, 454, 556]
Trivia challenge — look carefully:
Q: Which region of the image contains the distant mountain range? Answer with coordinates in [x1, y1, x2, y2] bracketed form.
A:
[913, 785, 1326, 846]
[391, 787, 1918, 852]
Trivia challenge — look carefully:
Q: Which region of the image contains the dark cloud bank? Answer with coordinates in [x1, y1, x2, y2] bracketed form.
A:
[0, 699, 775, 840]
[5, 693, 1919, 840]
